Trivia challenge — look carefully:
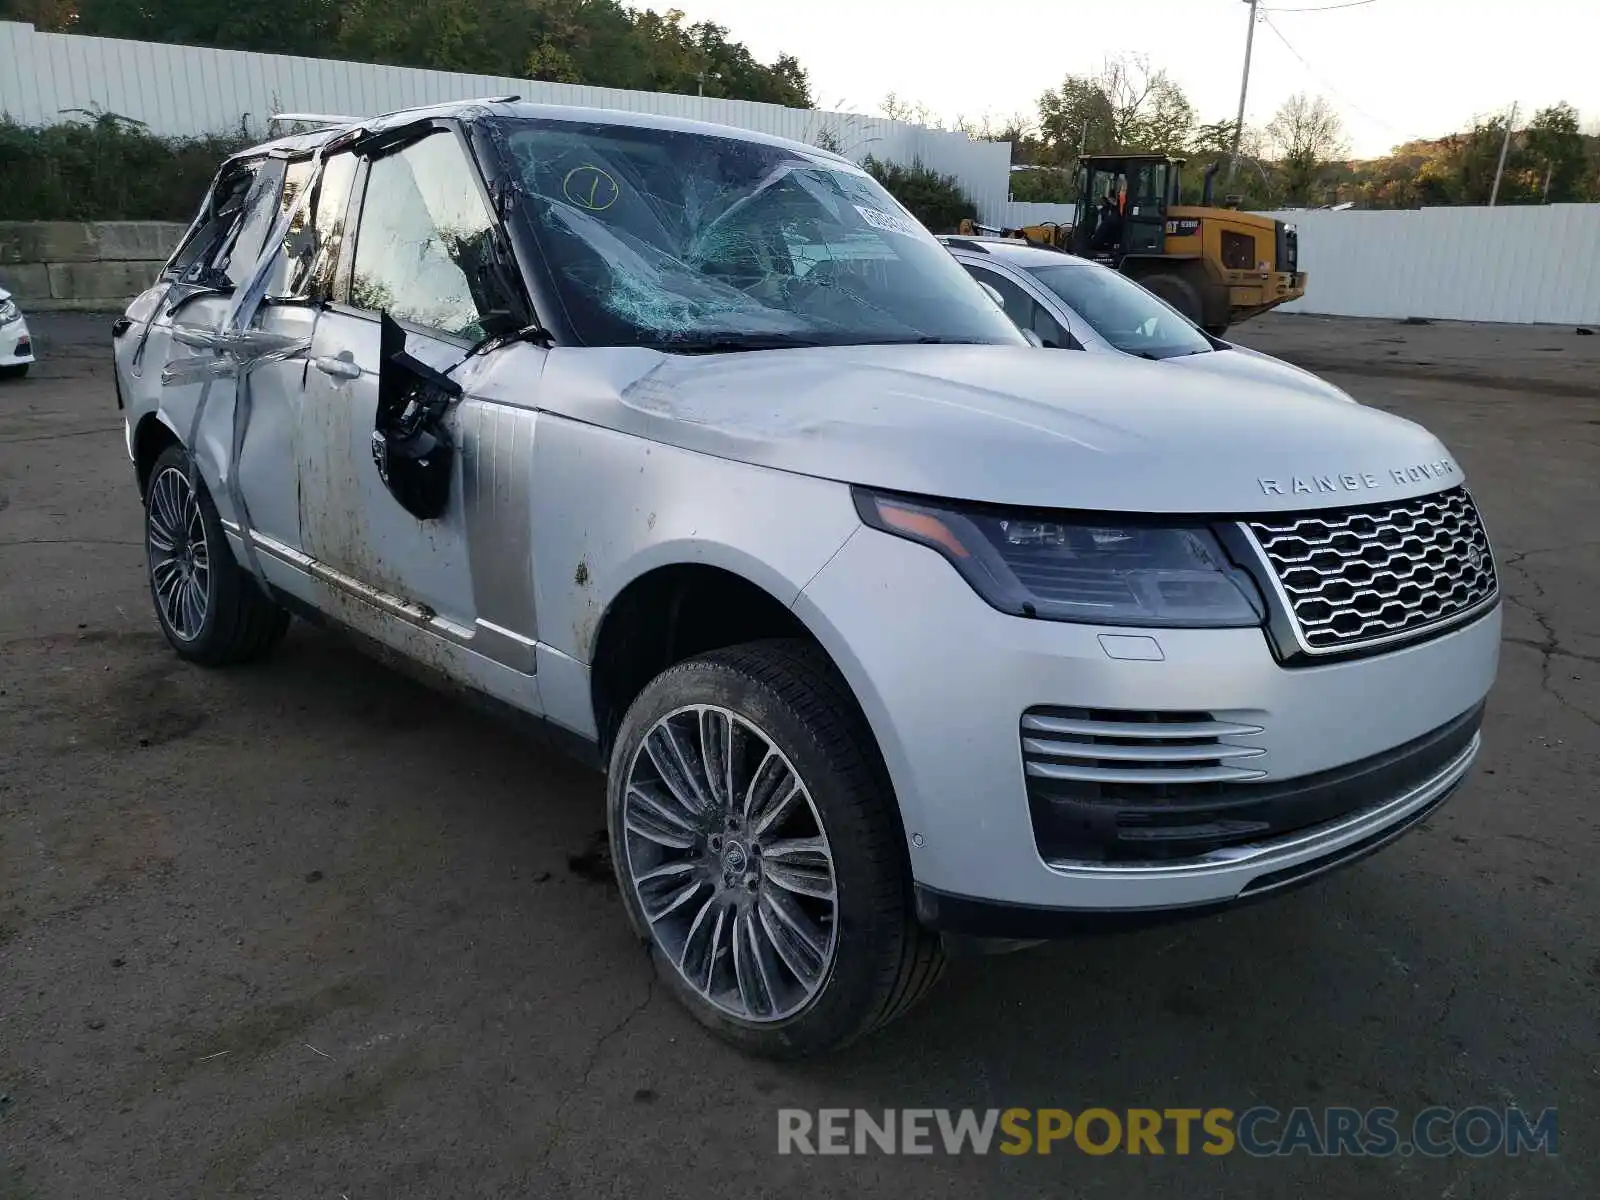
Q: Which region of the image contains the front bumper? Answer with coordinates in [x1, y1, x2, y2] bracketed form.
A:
[794, 525, 1500, 924]
[1, 314, 33, 367]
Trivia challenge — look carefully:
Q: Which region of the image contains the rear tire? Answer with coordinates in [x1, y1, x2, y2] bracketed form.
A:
[1141, 273, 1204, 326]
[607, 639, 945, 1058]
[0, 363, 28, 380]
[144, 443, 289, 665]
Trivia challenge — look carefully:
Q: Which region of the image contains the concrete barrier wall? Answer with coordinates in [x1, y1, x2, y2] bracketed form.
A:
[0, 221, 186, 310]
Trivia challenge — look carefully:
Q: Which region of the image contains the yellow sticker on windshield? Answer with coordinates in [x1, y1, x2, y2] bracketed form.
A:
[563, 165, 620, 211]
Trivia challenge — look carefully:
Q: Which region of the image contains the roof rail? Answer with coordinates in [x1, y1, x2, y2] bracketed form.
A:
[266, 96, 523, 135]
[268, 112, 358, 131]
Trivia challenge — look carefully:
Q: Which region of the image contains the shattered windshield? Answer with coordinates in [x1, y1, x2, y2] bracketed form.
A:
[492, 118, 1025, 351]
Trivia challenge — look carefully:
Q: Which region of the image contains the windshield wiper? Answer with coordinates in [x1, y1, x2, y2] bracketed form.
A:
[659, 334, 826, 354]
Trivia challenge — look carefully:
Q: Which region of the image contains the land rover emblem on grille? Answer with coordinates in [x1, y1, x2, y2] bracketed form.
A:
[1467, 544, 1484, 570]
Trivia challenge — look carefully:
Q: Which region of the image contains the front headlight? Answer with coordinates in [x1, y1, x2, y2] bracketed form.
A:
[854, 488, 1266, 628]
[0, 299, 19, 325]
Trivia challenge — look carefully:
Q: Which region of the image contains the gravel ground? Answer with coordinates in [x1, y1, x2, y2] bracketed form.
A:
[1, 312, 1597, 1198]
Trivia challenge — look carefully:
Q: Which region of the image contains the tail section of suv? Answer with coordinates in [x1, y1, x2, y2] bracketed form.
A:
[113, 99, 1499, 1057]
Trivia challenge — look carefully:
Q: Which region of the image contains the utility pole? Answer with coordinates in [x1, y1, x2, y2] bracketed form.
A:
[1228, 0, 1259, 182]
[1489, 100, 1517, 206]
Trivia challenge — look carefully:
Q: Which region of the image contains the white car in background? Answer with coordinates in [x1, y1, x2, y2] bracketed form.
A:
[940, 235, 1354, 405]
[0, 285, 34, 379]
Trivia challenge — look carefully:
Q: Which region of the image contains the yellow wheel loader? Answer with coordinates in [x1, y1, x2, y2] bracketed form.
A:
[960, 153, 1306, 334]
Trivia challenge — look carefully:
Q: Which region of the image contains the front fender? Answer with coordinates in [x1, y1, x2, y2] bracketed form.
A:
[527, 414, 860, 737]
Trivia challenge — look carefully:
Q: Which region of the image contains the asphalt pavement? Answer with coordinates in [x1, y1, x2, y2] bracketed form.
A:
[1, 311, 1596, 1198]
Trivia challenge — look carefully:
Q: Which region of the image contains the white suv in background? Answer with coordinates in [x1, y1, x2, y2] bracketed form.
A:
[113, 100, 1500, 1057]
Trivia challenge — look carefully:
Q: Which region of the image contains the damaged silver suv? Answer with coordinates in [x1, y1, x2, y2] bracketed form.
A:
[114, 100, 1500, 1057]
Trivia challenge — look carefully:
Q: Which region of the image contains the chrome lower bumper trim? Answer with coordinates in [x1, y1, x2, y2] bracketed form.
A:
[1043, 732, 1479, 881]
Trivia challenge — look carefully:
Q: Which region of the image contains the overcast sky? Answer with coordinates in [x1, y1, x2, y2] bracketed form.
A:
[671, 0, 1600, 158]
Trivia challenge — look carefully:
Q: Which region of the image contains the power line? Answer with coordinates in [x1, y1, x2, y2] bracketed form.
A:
[1262, 0, 1379, 12]
[1259, 12, 1400, 134]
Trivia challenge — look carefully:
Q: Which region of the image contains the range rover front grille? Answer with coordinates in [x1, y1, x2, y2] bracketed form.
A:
[1245, 487, 1496, 654]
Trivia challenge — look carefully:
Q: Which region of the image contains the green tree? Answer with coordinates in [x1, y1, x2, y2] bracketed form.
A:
[861, 156, 975, 232]
[1451, 116, 1531, 205]
[2, 0, 79, 26]
[54, 0, 811, 107]
[1036, 76, 1114, 164]
[1177, 118, 1282, 208]
[66, 0, 344, 56]
[1191, 118, 1239, 158]
[1265, 93, 1348, 206]
[0, 109, 251, 220]
[1037, 55, 1195, 162]
[1524, 102, 1587, 202]
[1007, 168, 1075, 203]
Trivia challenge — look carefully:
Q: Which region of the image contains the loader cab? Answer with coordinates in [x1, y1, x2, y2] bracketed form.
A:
[1071, 154, 1183, 260]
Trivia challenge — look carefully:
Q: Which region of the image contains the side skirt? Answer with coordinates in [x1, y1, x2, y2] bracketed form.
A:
[269, 585, 604, 773]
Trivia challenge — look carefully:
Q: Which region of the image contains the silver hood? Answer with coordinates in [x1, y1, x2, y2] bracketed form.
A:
[509, 343, 1461, 515]
[1165, 343, 1357, 405]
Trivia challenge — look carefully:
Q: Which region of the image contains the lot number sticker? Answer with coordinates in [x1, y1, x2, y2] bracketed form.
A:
[854, 205, 921, 238]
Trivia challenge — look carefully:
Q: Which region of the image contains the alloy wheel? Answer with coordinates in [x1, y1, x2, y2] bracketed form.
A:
[146, 466, 210, 642]
[621, 704, 839, 1022]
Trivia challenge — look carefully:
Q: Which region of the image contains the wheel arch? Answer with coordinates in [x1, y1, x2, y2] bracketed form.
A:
[131, 410, 184, 500]
[589, 560, 860, 758]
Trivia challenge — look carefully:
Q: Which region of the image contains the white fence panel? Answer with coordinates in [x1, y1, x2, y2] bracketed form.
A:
[0, 20, 1015, 219]
[11, 16, 1600, 322]
[1267, 206, 1600, 324]
[998, 201, 1077, 228]
[992, 202, 1600, 325]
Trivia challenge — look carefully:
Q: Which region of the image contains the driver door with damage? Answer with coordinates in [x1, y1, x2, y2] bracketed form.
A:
[289, 125, 546, 705]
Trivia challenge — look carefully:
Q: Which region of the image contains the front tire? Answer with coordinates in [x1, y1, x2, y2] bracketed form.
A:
[144, 444, 289, 665]
[607, 640, 944, 1057]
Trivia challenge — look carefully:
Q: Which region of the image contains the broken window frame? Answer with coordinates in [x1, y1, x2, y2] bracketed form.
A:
[164, 156, 267, 288]
[268, 150, 361, 306]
